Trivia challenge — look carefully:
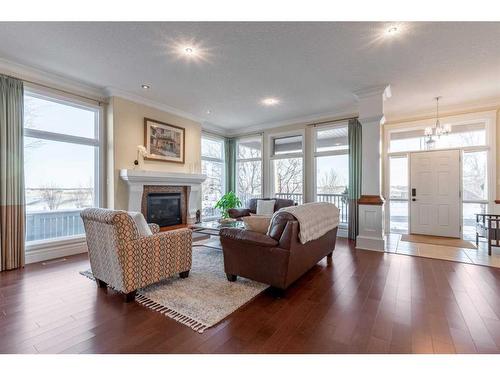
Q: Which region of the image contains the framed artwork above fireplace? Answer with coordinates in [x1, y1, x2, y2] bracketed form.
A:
[144, 117, 185, 164]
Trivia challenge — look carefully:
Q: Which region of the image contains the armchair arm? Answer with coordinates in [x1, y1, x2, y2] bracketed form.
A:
[228, 208, 251, 219]
[148, 223, 160, 234]
[220, 228, 279, 247]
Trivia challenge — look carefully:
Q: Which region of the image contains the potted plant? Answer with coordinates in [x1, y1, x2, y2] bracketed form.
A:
[214, 191, 242, 222]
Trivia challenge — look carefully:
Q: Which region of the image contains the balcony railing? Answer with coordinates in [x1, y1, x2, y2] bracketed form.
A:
[275, 193, 348, 225]
[26, 209, 85, 242]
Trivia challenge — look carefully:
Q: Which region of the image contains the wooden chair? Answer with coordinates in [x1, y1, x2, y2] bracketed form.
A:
[476, 213, 500, 256]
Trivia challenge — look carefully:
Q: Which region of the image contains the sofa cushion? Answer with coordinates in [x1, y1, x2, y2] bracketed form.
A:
[128, 211, 153, 236]
[242, 215, 272, 233]
[256, 199, 275, 216]
[220, 228, 279, 247]
[267, 212, 297, 241]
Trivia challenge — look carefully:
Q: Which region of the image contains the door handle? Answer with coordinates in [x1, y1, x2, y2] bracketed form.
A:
[412, 198, 417, 201]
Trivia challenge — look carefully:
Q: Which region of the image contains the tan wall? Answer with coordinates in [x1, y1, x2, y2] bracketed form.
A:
[107, 96, 202, 210]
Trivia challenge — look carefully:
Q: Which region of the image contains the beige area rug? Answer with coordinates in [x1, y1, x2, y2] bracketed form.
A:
[80, 247, 268, 333]
[401, 234, 476, 249]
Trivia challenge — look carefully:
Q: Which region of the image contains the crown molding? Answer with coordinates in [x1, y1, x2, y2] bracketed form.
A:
[353, 84, 391, 100]
[0, 57, 106, 101]
[105, 86, 213, 124]
[224, 105, 358, 137]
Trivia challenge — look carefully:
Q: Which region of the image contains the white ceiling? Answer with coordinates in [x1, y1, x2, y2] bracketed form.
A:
[0, 22, 499, 132]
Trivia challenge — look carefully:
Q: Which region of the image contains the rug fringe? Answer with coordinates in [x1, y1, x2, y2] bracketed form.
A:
[135, 294, 208, 333]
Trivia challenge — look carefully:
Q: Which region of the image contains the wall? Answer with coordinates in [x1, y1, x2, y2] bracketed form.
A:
[107, 96, 202, 210]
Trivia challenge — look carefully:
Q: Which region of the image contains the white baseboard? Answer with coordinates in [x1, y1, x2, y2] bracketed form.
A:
[355, 235, 385, 252]
[25, 237, 88, 264]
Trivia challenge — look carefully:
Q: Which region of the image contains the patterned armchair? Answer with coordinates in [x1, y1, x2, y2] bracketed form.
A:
[80, 208, 192, 302]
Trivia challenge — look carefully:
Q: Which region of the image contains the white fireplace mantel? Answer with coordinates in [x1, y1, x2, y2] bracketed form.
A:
[119, 169, 207, 223]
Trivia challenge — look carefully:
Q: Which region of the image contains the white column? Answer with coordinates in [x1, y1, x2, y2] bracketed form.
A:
[355, 85, 391, 251]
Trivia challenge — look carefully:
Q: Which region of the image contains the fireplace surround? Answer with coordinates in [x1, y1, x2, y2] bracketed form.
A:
[120, 169, 206, 226]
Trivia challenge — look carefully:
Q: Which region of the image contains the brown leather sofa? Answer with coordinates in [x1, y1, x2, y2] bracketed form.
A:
[227, 197, 295, 220]
[220, 211, 337, 290]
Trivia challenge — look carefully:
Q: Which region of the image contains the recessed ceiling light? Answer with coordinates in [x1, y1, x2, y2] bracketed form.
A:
[387, 26, 398, 34]
[206, 110, 212, 115]
[261, 97, 280, 106]
[385, 24, 402, 37]
[168, 38, 212, 63]
[141, 84, 151, 89]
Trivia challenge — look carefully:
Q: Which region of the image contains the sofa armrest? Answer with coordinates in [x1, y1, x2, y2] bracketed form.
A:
[220, 228, 279, 247]
[148, 223, 160, 234]
[228, 208, 251, 219]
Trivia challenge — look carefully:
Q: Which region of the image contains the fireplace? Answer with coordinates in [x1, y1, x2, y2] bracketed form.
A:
[140, 185, 190, 227]
[146, 193, 182, 227]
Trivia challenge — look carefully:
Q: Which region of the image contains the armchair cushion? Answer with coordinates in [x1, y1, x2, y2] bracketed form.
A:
[129, 211, 153, 236]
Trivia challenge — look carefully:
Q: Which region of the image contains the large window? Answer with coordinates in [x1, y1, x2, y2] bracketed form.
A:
[201, 134, 225, 220]
[236, 136, 262, 206]
[463, 150, 488, 240]
[388, 156, 409, 233]
[24, 91, 101, 244]
[389, 122, 486, 153]
[270, 134, 304, 204]
[314, 124, 349, 227]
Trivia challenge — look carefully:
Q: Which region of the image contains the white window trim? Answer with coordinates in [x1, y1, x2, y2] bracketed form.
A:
[383, 110, 497, 237]
[312, 122, 349, 202]
[235, 135, 263, 199]
[24, 87, 104, 252]
[201, 133, 226, 220]
[267, 129, 306, 199]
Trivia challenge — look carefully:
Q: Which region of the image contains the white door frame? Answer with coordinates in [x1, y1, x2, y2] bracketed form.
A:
[383, 110, 497, 238]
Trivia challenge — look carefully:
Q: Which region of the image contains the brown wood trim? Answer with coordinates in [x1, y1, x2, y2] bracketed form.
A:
[358, 195, 385, 206]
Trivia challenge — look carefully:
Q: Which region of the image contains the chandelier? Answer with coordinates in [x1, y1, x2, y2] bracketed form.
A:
[424, 96, 451, 148]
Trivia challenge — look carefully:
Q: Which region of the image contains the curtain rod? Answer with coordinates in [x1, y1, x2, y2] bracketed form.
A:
[1, 73, 106, 106]
[309, 115, 358, 127]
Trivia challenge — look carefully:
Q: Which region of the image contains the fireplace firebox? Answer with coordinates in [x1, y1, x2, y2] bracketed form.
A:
[146, 193, 182, 227]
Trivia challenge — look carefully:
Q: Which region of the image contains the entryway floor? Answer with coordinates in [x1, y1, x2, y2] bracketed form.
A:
[386, 233, 500, 268]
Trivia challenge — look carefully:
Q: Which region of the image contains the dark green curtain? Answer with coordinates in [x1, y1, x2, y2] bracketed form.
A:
[0, 75, 25, 271]
[348, 118, 362, 240]
[224, 137, 236, 193]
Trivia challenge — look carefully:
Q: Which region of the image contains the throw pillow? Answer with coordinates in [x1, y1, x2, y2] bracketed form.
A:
[242, 215, 272, 234]
[128, 211, 153, 236]
[256, 199, 275, 216]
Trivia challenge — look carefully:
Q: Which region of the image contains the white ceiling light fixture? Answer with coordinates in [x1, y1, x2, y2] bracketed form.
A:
[261, 97, 280, 106]
[424, 96, 452, 149]
[141, 84, 151, 89]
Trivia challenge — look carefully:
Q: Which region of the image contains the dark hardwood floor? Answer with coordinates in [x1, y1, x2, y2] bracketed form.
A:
[2, 238, 500, 354]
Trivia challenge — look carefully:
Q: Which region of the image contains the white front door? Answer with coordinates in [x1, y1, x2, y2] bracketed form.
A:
[410, 149, 461, 238]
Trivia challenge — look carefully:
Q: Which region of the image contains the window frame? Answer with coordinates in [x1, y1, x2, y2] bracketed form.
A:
[268, 130, 305, 202]
[24, 86, 104, 247]
[312, 122, 349, 203]
[201, 132, 226, 220]
[235, 135, 263, 201]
